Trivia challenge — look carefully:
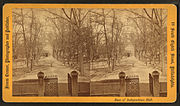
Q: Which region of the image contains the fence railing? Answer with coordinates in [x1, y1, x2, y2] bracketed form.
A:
[13, 70, 167, 97]
[13, 71, 58, 96]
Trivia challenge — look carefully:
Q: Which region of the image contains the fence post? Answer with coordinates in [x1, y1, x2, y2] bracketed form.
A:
[149, 73, 153, 96]
[37, 71, 44, 96]
[152, 71, 160, 97]
[119, 71, 126, 96]
[71, 71, 78, 96]
[68, 73, 72, 95]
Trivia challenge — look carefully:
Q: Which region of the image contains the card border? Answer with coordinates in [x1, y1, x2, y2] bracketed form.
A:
[2, 3, 177, 103]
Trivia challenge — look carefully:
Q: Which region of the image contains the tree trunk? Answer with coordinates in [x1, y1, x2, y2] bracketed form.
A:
[78, 45, 84, 75]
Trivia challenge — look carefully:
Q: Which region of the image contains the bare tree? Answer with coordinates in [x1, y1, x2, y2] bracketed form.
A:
[13, 8, 43, 71]
[44, 8, 91, 75]
[126, 8, 167, 73]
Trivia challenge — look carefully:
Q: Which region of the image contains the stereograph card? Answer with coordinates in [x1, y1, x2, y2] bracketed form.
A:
[1, 3, 178, 103]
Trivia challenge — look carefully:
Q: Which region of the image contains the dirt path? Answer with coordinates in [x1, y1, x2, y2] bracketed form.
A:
[15, 61, 73, 82]
[90, 56, 166, 83]
[14, 56, 166, 83]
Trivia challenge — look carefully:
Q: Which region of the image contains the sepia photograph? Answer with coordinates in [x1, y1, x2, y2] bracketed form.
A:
[12, 8, 167, 97]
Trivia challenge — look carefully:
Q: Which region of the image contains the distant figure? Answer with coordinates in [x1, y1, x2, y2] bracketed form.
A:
[127, 53, 130, 57]
[132, 63, 134, 67]
[45, 53, 48, 57]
